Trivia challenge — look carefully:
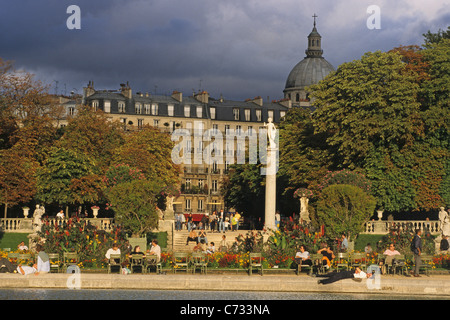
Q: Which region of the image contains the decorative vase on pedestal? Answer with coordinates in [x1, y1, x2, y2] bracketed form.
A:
[92, 207, 99, 218]
[22, 207, 30, 218]
[377, 210, 383, 221]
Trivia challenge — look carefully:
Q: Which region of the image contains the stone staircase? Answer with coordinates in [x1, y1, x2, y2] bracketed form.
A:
[171, 229, 246, 253]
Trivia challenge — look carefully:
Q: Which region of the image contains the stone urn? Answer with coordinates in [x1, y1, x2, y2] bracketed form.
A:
[377, 210, 383, 221]
[22, 207, 30, 218]
[91, 206, 99, 218]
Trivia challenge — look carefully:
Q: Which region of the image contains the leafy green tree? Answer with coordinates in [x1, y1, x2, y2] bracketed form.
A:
[315, 184, 376, 241]
[58, 105, 125, 172]
[35, 147, 101, 209]
[221, 163, 265, 219]
[105, 179, 162, 236]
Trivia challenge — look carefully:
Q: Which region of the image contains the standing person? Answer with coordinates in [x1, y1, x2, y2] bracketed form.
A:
[317, 267, 372, 285]
[340, 234, 349, 252]
[187, 213, 194, 231]
[411, 229, 422, 277]
[56, 209, 65, 226]
[218, 209, 225, 233]
[234, 212, 241, 230]
[175, 212, 182, 231]
[210, 211, 217, 232]
[275, 211, 281, 230]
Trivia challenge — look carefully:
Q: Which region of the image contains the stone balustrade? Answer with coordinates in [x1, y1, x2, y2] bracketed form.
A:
[363, 220, 440, 235]
[0, 217, 115, 233]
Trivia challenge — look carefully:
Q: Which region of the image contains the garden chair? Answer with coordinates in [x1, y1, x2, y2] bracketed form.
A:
[335, 252, 349, 271]
[309, 254, 326, 275]
[107, 253, 122, 274]
[130, 254, 145, 273]
[17, 253, 33, 266]
[391, 254, 407, 276]
[350, 252, 367, 271]
[191, 252, 208, 274]
[419, 255, 433, 276]
[249, 253, 263, 276]
[63, 252, 79, 273]
[144, 254, 161, 274]
[172, 252, 189, 274]
[48, 253, 61, 273]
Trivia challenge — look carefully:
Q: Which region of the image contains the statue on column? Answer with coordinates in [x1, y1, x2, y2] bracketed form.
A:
[264, 118, 277, 149]
[439, 207, 448, 233]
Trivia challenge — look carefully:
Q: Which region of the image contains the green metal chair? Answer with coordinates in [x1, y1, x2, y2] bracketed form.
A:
[144, 254, 162, 274]
[249, 253, 263, 276]
[172, 252, 189, 274]
[191, 252, 208, 274]
[107, 254, 122, 274]
[48, 253, 61, 273]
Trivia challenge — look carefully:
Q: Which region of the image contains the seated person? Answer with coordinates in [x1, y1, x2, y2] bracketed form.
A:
[295, 245, 312, 268]
[35, 244, 50, 275]
[17, 241, 28, 251]
[147, 239, 161, 263]
[186, 229, 199, 245]
[105, 243, 121, 264]
[129, 245, 145, 257]
[194, 239, 207, 252]
[317, 244, 335, 269]
[198, 229, 208, 245]
[207, 242, 216, 254]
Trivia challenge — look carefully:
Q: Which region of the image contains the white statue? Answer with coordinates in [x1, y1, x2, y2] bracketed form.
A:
[32, 205, 44, 232]
[442, 216, 450, 237]
[264, 118, 277, 149]
[299, 196, 310, 223]
[439, 207, 448, 232]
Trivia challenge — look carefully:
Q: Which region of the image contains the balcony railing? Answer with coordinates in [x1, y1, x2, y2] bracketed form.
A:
[362, 220, 440, 235]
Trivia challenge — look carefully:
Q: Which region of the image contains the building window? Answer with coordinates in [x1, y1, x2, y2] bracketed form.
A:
[184, 105, 190, 117]
[138, 119, 144, 129]
[280, 111, 286, 119]
[268, 110, 274, 120]
[210, 107, 216, 120]
[245, 109, 251, 121]
[68, 106, 75, 116]
[233, 108, 240, 121]
[168, 104, 174, 116]
[224, 124, 230, 135]
[248, 126, 253, 136]
[185, 199, 191, 211]
[91, 100, 99, 111]
[104, 101, 111, 113]
[196, 106, 202, 118]
[135, 103, 142, 114]
[144, 104, 150, 114]
[118, 101, 126, 113]
[153, 119, 159, 127]
[212, 180, 218, 192]
[198, 199, 204, 212]
[236, 125, 242, 136]
[151, 104, 158, 115]
[256, 109, 262, 121]
[185, 179, 191, 190]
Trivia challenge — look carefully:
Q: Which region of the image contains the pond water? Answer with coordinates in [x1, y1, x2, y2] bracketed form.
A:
[0, 288, 447, 300]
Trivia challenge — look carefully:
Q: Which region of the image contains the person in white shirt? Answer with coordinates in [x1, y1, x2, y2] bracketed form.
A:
[148, 239, 161, 263]
[17, 241, 28, 251]
[35, 244, 50, 275]
[105, 243, 121, 264]
[295, 245, 312, 269]
[317, 267, 372, 285]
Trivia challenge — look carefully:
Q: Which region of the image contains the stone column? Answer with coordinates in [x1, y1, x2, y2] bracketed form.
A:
[264, 147, 277, 231]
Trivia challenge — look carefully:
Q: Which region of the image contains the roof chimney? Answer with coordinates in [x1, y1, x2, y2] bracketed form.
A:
[171, 91, 183, 102]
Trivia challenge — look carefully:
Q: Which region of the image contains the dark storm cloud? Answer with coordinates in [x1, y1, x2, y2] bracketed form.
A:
[1, 0, 449, 101]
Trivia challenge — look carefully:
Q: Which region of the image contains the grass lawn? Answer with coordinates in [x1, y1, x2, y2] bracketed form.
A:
[0, 233, 31, 250]
[354, 234, 385, 252]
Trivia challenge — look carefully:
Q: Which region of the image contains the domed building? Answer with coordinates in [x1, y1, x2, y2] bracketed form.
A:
[283, 15, 335, 107]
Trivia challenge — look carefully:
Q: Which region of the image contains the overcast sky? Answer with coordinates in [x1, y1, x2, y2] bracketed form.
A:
[1, 0, 449, 101]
